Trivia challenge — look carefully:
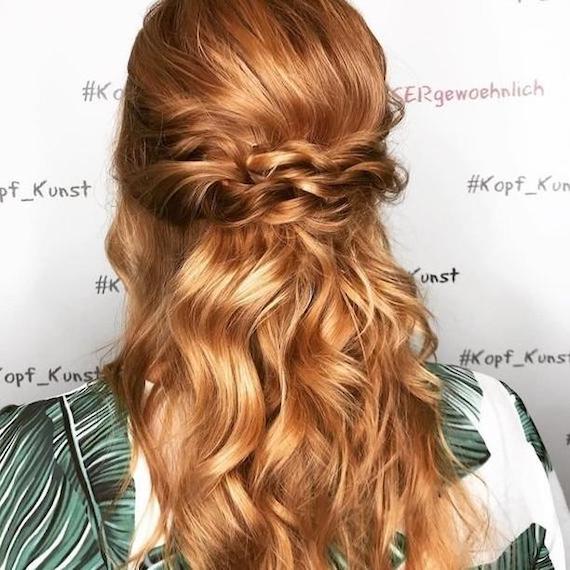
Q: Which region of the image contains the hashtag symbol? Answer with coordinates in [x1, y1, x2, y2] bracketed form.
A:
[95, 275, 108, 294]
[459, 349, 471, 366]
[466, 174, 480, 193]
[82, 80, 96, 102]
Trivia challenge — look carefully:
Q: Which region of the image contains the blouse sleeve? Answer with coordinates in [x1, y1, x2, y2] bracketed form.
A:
[467, 369, 569, 569]
[0, 399, 101, 569]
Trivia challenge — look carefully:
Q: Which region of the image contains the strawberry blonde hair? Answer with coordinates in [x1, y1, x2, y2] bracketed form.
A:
[101, 0, 487, 568]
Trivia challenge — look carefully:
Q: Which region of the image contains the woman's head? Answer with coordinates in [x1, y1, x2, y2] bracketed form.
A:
[102, 1, 486, 568]
[111, 0, 407, 234]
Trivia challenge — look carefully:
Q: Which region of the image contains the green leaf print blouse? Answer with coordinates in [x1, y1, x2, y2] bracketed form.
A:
[0, 363, 568, 569]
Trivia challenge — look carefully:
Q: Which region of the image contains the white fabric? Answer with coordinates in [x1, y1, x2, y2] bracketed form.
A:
[463, 370, 568, 567]
[127, 380, 165, 569]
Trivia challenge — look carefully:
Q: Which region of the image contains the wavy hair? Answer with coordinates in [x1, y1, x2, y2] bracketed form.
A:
[100, 0, 487, 568]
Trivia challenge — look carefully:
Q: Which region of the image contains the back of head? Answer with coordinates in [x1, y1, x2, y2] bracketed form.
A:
[102, 1, 484, 568]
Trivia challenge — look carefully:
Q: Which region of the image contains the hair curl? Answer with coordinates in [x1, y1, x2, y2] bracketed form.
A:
[99, 0, 487, 568]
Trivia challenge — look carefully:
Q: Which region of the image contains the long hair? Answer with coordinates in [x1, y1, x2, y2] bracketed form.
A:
[100, 0, 487, 568]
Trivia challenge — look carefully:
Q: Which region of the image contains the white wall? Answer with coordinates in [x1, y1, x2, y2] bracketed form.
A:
[0, 0, 568, 510]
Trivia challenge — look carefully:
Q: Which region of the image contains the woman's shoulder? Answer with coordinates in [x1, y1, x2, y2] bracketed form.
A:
[423, 361, 553, 473]
[0, 380, 128, 467]
[0, 380, 136, 569]
[0, 379, 129, 433]
[424, 361, 569, 568]
[1, 378, 114, 414]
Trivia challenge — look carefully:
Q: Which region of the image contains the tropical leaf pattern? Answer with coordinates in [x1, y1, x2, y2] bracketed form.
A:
[424, 361, 491, 477]
[498, 380, 553, 473]
[325, 531, 406, 570]
[0, 380, 135, 569]
[137, 543, 189, 570]
[0, 398, 104, 569]
[0, 363, 564, 568]
[477, 524, 553, 570]
[389, 531, 406, 568]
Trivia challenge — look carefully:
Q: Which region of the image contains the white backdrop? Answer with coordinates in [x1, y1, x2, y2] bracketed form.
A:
[0, 0, 568, 517]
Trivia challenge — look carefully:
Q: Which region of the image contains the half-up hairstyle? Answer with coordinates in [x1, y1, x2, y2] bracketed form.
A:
[101, 0, 487, 568]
